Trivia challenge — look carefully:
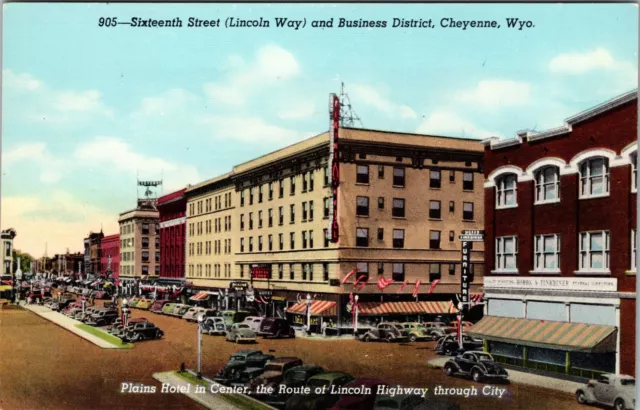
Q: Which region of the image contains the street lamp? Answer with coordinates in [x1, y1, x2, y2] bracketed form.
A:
[197, 313, 204, 378]
[306, 294, 312, 333]
[354, 295, 359, 335]
[122, 298, 130, 330]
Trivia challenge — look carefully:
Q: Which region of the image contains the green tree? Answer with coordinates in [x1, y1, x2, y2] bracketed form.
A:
[11, 249, 34, 273]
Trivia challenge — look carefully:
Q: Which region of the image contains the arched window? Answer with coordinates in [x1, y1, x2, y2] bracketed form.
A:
[535, 166, 560, 203]
[579, 157, 609, 198]
[631, 152, 637, 193]
[496, 174, 518, 208]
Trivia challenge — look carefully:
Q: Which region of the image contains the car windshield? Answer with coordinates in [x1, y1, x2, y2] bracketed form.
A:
[476, 353, 493, 361]
[230, 356, 245, 362]
[285, 371, 307, 382]
[237, 324, 250, 329]
[307, 379, 330, 389]
[621, 379, 636, 386]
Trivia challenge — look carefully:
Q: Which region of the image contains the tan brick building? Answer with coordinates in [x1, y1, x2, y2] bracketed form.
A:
[185, 127, 485, 326]
[118, 203, 160, 282]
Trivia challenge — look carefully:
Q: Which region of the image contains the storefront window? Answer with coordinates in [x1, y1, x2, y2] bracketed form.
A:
[572, 352, 615, 373]
[490, 342, 523, 359]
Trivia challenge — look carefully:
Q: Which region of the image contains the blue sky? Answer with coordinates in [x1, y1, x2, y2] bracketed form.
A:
[2, 3, 638, 256]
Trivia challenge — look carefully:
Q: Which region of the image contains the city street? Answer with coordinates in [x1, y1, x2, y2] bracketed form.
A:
[0, 303, 590, 410]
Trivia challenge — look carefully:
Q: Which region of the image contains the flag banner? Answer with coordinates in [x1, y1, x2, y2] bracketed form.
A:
[412, 280, 422, 298]
[341, 269, 359, 284]
[353, 274, 367, 287]
[357, 279, 368, 292]
[428, 279, 440, 294]
[397, 280, 409, 294]
[377, 277, 393, 291]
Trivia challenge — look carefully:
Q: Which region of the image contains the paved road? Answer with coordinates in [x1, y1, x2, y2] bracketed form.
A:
[0, 303, 591, 410]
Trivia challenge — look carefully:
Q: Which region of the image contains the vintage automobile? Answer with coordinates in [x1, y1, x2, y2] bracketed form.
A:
[76, 307, 106, 321]
[214, 350, 275, 385]
[264, 364, 326, 407]
[150, 300, 171, 314]
[284, 372, 356, 410]
[85, 309, 119, 327]
[183, 307, 215, 322]
[229, 367, 266, 388]
[122, 322, 164, 342]
[221, 310, 255, 330]
[436, 334, 483, 356]
[226, 323, 258, 343]
[374, 394, 460, 410]
[161, 303, 178, 315]
[258, 317, 296, 339]
[359, 323, 407, 342]
[247, 357, 304, 398]
[108, 317, 148, 334]
[128, 298, 141, 308]
[400, 322, 430, 342]
[202, 317, 227, 335]
[444, 351, 509, 382]
[429, 327, 457, 341]
[62, 302, 83, 317]
[168, 303, 190, 318]
[135, 299, 154, 310]
[242, 316, 265, 332]
[329, 378, 387, 410]
[575, 374, 635, 410]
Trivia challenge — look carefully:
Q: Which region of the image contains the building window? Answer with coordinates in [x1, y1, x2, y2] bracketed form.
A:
[309, 201, 314, 220]
[376, 263, 384, 275]
[323, 263, 329, 281]
[378, 165, 385, 179]
[290, 204, 295, 224]
[279, 179, 284, 198]
[279, 206, 284, 225]
[290, 176, 296, 195]
[240, 190, 245, 206]
[392, 263, 404, 282]
[393, 167, 405, 187]
[323, 197, 330, 218]
[142, 265, 149, 275]
[429, 200, 441, 219]
[249, 213, 253, 230]
[393, 229, 405, 248]
[309, 172, 315, 191]
[258, 236, 263, 251]
[378, 197, 384, 209]
[249, 237, 253, 252]
[448, 202, 455, 214]
[142, 252, 149, 262]
[309, 230, 314, 248]
[324, 166, 330, 187]
[579, 231, 610, 271]
[356, 228, 369, 247]
[632, 230, 637, 270]
[449, 264, 456, 276]
[496, 236, 518, 272]
[278, 264, 283, 280]
[449, 230, 455, 242]
[142, 224, 149, 234]
[430, 170, 441, 188]
[632, 152, 638, 193]
[463, 202, 474, 221]
[463, 172, 474, 190]
[356, 196, 370, 216]
[258, 210, 263, 228]
[356, 165, 370, 184]
[302, 202, 308, 221]
[450, 171, 455, 183]
[496, 174, 518, 208]
[279, 233, 283, 250]
[535, 166, 560, 203]
[302, 264, 308, 280]
[430, 231, 441, 249]
[290, 232, 295, 250]
[259, 185, 264, 203]
[289, 264, 294, 280]
[249, 188, 254, 205]
[142, 237, 149, 248]
[392, 198, 405, 218]
[396, 157, 403, 162]
[324, 229, 329, 247]
[268, 209, 273, 227]
[377, 228, 384, 241]
[429, 263, 441, 282]
[580, 157, 610, 198]
[302, 173, 308, 192]
[302, 231, 308, 249]
[534, 234, 560, 272]
[356, 262, 369, 282]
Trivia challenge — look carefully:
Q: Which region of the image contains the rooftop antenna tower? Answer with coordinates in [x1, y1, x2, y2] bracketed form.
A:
[338, 82, 363, 128]
[137, 174, 163, 210]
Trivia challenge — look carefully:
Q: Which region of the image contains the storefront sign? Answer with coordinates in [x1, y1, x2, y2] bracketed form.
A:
[229, 281, 249, 291]
[293, 315, 319, 325]
[459, 230, 485, 242]
[460, 230, 484, 314]
[484, 276, 618, 292]
[328, 93, 340, 243]
[251, 264, 272, 279]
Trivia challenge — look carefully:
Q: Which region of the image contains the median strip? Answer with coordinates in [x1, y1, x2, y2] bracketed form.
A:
[74, 324, 134, 349]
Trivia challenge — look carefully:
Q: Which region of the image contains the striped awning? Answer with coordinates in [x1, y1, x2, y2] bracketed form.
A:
[467, 316, 617, 353]
[286, 300, 337, 316]
[190, 291, 210, 301]
[357, 301, 458, 315]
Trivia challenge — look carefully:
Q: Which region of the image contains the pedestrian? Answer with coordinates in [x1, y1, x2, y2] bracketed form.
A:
[321, 321, 327, 338]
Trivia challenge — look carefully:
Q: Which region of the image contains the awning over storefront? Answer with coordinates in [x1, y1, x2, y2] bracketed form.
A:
[190, 291, 210, 301]
[0, 285, 12, 291]
[286, 300, 337, 316]
[467, 316, 617, 353]
[357, 301, 458, 315]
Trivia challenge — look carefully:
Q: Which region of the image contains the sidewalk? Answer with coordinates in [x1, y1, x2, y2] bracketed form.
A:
[21, 303, 127, 349]
[153, 372, 241, 410]
[427, 357, 583, 394]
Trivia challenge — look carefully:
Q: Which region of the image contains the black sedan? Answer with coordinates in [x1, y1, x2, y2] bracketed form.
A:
[436, 334, 483, 356]
[443, 351, 509, 383]
[122, 322, 164, 342]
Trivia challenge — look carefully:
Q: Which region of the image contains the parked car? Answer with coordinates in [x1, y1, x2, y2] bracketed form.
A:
[575, 374, 635, 410]
[221, 310, 255, 330]
[449, 320, 474, 329]
[76, 307, 105, 322]
[429, 327, 457, 341]
[122, 322, 164, 342]
[330, 378, 387, 410]
[285, 372, 355, 410]
[226, 350, 275, 368]
[247, 357, 304, 398]
[214, 350, 275, 385]
[243, 316, 265, 332]
[135, 299, 153, 310]
[259, 317, 296, 339]
[359, 323, 407, 342]
[150, 300, 171, 313]
[226, 323, 258, 343]
[264, 365, 325, 408]
[436, 334, 483, 356]
[168, 303, 190, 318]
[400, 323, 430, 342]
[128, 298, 141, 308]
[374, 394, 460, 410]
[183, 307, 214, 322]
[161, 303, 177, 315]
[202, 317, 227, 335]
[444, 351, 508, 382]
[85, 310, 119, 326]
[108, 317, 148, 334]
[229, 367, 266, 388]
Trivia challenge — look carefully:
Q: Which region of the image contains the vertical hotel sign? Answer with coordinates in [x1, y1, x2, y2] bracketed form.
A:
[328, 93, 340, 243]
[459, 230, 484, 314]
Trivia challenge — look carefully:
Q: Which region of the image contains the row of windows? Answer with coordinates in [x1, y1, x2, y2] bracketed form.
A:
[356, 165, 475, 190]
[494, 230, 636, 273]
[119, 265, 160, 275]
[354, 196, 475, 220]
[240, 201, 316, 230]
[188, 239, 232, 256]
[189, 192, 233, 216]
[119, 222, 159, 236]
[238, 263, 331, 281]
[353, 262, 477, 283]
[188, 263, 232, 278]
[240, 171, 317, 207]
[355, 228, 470, 249]
[240, 230, 317, 252]
[494, 155, 637, 209]
[188, 216, 232, 237]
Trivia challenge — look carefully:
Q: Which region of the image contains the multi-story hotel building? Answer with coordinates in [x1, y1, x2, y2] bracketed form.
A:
[186, 127, 485, 324]
[99, 234, 120, 278]
[158, 188, 187, 283]
[471, 90, 637, 379]
[89, 232, 104, 277]
[1, 228, 16, 277]
[118, 202, 160, 283]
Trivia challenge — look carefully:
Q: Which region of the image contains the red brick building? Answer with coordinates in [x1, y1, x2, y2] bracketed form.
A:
[158, 188, 187, 281]
[469, 90, 637, 379]
[99, 234, 120, 279]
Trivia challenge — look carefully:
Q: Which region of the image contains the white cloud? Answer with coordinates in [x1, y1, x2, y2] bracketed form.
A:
[2, 142, 65, 184]
[3, 69, 43, 91]
[455, 80, 532, 109]
[203, 44, 301, 106]
[349, 83, 417, 119]
[549, 48, 620, 74]
[73, 136, 201, 192]
[277, 101, 316, 119]
[2, 192, 119, 257]
[199, 115, 312, 144]
[416, 110, 500, 139]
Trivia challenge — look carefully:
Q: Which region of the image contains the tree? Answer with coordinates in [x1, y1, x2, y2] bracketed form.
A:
[11, 249, 34, 273]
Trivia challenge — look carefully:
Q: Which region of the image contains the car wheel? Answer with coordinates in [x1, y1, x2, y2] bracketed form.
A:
[156, 330, 162, 339]
[445, 347, 453, 356]
[409, 334, 417, 342]
[235, 336, 240, 344]
[614, 398, 626, 410]
[137, 334, 144, 342]
[386, 335, 394, 343]
[472, 369, 483, 383]
[363, 335, 371, 342]
[575, 390, 587, 404]
[444, 364, 456, 377]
